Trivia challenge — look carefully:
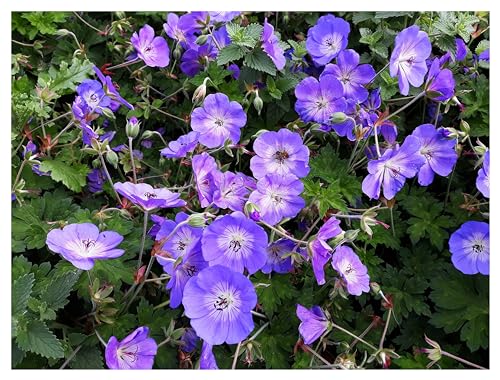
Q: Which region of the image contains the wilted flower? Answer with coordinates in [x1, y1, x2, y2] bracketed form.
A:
[131, 24, 170, 68]
[310, 217, 343, 285]
[93, 65, 133, 110]
[476, 150, 489, 198]
[201, 211, 268, 274]
[389, 25, 432, 95]
[361, 135, 426, 200]
[455, 38, 467, 61]
[421, 335, 442, 362]
[192, 152, 218, 207]
[425, 58, 455, 102]
[449, 221, 489, 275]
[320, 49, 375, 103]
[262, 238, 295, 274]
[306, 14, 350, 66]
[262, 18, 286, 70]
[46, 223, 124, 270]
[160, 131, 200, 159]
[250, 128, 310, 179]
[331, 245, 370, 296]
[182, 265, 257, 345]
[191, 93, 247, 148]
[87, 168, 106, 193]
[248, 174, 305, 225]
[296, 304, 330, 345]
[114, 182, 186, 211]
[105, 326, 158, 369]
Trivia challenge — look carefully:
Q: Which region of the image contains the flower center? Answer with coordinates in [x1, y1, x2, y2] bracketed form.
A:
[344, 263, 355, 274]
[176, 240, 187, 251]
[118, 345, 139, 364]
[229, 237, 243, 252]
[144, 45, 154, 54]
[472, 243, 485, 253]
[184, 264, 197, 277]
[315, 98, 329, 110]
[89, 93, 99, 103]
[214, 118, 225, 127]
[144, 191, 157, 199]
[406, 56, 416, 65]
[213, 294, 234, 311]
[274, 150, 289, 163]
[324, 36, 339, 52]
[81, 239, 96, 250]
[340, 74, 351, 84]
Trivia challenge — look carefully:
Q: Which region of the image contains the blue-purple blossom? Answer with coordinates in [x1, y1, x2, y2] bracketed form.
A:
[311, 217, 343, 285]
[148, 214, 166, 238]
[411, 124, 457, 186]
[46, 223, 124, 270]
[191, 93, 247, 148]
[212, 171, 251, 212]
[456, 38, 467, 61]
[476, 150, 489, 198]
[208, 11, 241, 22]
[210, 25, 231, 51]
[331, 245, 370, 296]
[200, 342, 218, 369]
[248, 174, 305, 225]
[180, 328, 199, 352]
[87, 168, 106, 193]
[201, 211, 268, 274]
[250, 129, 310, 179]
[320, 49, 376, 103]
[182, 265, 257, 345]
[479, 49, 490, 62]
[114, 182, 186, 211]
[425, 58, 455, 102]
[294, 76, 346, 125]
[105, 326, 158, 369]
[306, 14, 350, 66]
[131, 24, 170, 68]
[164, 13, 196, 49]
[261, 238, 294, 274]
[93, 65, 134, 110]
[296, 304, 330, 345]
[449, 221, 489, 275]
[160, 131, 199, 159]
[228, 63, 240, 79]
[262, 18, 286, 70]
[362, 135, 426, 200]
[76, 80, 111, 114]
[112, 144, 143, 160]
[389, 25, 432, 95]
[192, 152, 217, 207]
[180, 43, 217, 77]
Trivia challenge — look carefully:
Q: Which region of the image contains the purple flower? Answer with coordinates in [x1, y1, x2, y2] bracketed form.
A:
[157, 248, 208, 308]
[449, 221, 489, 275]
[182, 265, 257, 345]
[306, 14, 350, 66]
[296, 304, 330, 345]
[164, 13, 196, 49]
[46, 223, 124, 270]
[261, 238, 294, 274]
[200, 342, 218, 369]
[479, 49, 489, 62]
[248, 174, 305, 226]
[201, 211, 267, 274]
[76, 80, 111, 114]
[180, 43, 217, 77]
[112, 144, 143, 160]
[191, 93, 247, 148]
[93, 66, 134, 110]
[87, 168, 106, 193]
[411, 124, 457, 186]
[160, 131, 199, 159]
[361, 135, 426, 200]
[192, 152, 217, 207]
[23, 141, 37, 157]
[326, 98, 357, 140]
[389, 25, 432, 95]
[262, 18, 286, 70]
[212, 171, 250, 212]
[131, 24, 170, 68]
[181, 12, 210, 32]
[362, 88, 382, 112]
[320, 49, 376, 103]
[180, 328, 199, 352]
[105, 326, 158, 369]
[476, 150, 489, 198]
[148, 214, 166, 238]
[311, 217, 343, 285]
[331, 245, 370, 296]
[250, 129, 310, 180]
[210, 25, 231, 51]
[228, 63, 240, 79]
[155, 212, 203, 261]
[425, 58, 455, 102]
[114, 182, 186, 211]
[456, 38, 467, 61]
[294, 76, 346, 125]
[208, 11, 240, 22]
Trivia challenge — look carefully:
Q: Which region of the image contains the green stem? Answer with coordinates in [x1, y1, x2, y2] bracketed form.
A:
[441, 351, 486, 370]
[231, 341, 242, 369]
[305, 345, 332, 366]
[331, 322, 378, 352]
[59, 345, 82, 369]
[259, 222, 308, 245]
[382, 92, 425, 122]
[128, 137, 138, 183]
[72, 11, 104, 34]
[137, 210, 149, 270]
[379, 308, 392, 349]
[12, 160, 27, 192]
[151, 106, 187, 123]
[106, 58, 140, 71]
[98, 151, 122, 205]
[53, 120, 74, 142]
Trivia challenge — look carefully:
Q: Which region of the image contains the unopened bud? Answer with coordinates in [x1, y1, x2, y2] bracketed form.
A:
[195, 34, 209, 45]
[106, 149, 119, 168]
[126, 116, 140, 139]
[192, 77, 209, 104]
[244, 202, 261, 221]
[343, 229, 359, 242]
[101, 107, 116, 120]
[330, 112, 347, 124]
[187, 213, 206, 228]
[173, 43, 183, 60]
[460, 120, 470, 135]
[253, 92, 264, 115]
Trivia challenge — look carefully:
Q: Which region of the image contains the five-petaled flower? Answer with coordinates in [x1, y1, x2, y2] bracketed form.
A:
[105, 326, 158, 369]
[476, 150, 489, 198]
[331, 245, 370, 296]
[114, 182, 186, 211]
[131, 24, 170, 68]
[306, 14, 350, 66]
[449, 221, 489, 275]
[296, 304, 330, 345]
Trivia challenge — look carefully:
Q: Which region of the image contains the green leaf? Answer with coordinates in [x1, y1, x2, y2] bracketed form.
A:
[39, 159, 89, 193]
[21, 12, 68, 38]
[253, 273, 298, 317]
[39, 269, 81, 312]
[12, 273, 35, 317]
[243, 48, 276, 76]
[38, 57, 94, 94]
[217, 45, 246, 65]
[69, 345, 104, 369]
[16, 320, 65, 359]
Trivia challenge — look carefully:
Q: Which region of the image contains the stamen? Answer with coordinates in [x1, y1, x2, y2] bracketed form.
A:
[144, 192, 157, 199]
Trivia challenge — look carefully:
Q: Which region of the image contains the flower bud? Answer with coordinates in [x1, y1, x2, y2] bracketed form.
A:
[126, 116, 141, 139]
[134, 265, 147, 284]
[187, 213, 206, 228]
[106, 149, 119, 168]
[173, 43, 183, 60]
[101, 107, 116, 120]
[330, 112, 347, 124]
[421, 335, 442, 362]
[460, 120, 470, 135]
[343, 229, 359, 242]
[253, 92, 264, 115]
[195, 34, 209, 45]
[244, 202, 261, 221]
[192, 77, 209, 105]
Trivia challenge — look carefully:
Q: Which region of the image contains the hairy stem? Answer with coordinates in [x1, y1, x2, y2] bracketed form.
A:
[128, 137, 138, 183]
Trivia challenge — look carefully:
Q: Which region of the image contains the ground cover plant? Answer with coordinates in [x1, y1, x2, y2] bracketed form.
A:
[11, 11, 490, 369]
